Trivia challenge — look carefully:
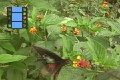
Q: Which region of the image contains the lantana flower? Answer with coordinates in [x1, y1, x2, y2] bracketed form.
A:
[73, 55, 89, 68]
[102, 1, 108, 8]
[73, 28, 80, 35]
[29, 27, 37, 34]
[61, 26, 67, 31]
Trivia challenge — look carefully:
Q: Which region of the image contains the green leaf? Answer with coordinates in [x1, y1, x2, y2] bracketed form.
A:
[87, 37, 106, 64]
[46, 25, 62, 35]
[0, 46, 6, 54]
[41, 14, 63, 26]
[14, 47, 31, 56]
[107, 21, 120, 34]
[102, 58, 118, 69]
[0, 42, 15, 52]
[0, 33, 11, 40]
[87, 38, 98, 62]
[19, 29, 29, 41]
[31, 7, 38, 22]
[0, 54, 27, 63]
[65, 20, 77, 27]
[57, 66, 94, 80]
[90, 17, 105, 24]
[54, 39, 63, 50]
[11, 62, 26, 69]
[7, 67, 27, 80]
[113, 45, 120, 61]
[99, 29, 112, 37]
[28, 0, 57, 11]
[117, 18, 120, 23]
[0, 1, 11, 13]
[77, 17, 91, 26]
[59, 17, 73, 24]
[73, 42, 92, 59]
[59, 34, 73, 58]
[0, 69, 3, 80]
[24, 56, 37, 65]
[79, 9, 86, 16]
[91, 36, 110, 49]
[34, 41, 55, 52]
[28, 18, 34, 24]
[118, 9, 120, 13]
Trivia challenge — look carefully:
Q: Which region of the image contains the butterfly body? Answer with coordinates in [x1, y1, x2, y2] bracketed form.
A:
[32, 45, 69, 80]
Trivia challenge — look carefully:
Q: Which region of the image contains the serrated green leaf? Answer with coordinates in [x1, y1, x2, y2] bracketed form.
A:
[87, 37, 106, 64]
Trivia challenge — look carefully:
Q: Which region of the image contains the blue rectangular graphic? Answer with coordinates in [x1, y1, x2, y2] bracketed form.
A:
[12, 7, 22, 12]
[7, 7, 28, 29]
[12, 13, 22, 21]
[12, 22, 22, 28]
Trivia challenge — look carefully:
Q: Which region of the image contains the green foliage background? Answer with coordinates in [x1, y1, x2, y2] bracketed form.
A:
[0, 0, 120, 80]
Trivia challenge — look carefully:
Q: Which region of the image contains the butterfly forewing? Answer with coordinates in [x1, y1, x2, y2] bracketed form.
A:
[32, 45, 62, 61]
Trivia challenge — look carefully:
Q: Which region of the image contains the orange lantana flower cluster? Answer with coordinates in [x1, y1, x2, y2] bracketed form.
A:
[61, 26, 80, 35]
[102, 1, 108, 8]
[29, 27, 37, 34]
[37, 14, 42, 19]
[73, 56, 89, 68]
[96, 23, 102, 28]
[61, 26, 67, 31]
[73, 28, 80, 35]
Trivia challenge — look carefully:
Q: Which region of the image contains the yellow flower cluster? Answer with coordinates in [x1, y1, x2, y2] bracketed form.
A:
[73, 55, 81, 67]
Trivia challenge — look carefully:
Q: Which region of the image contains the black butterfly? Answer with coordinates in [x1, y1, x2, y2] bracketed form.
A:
[32, 45, 69, 80]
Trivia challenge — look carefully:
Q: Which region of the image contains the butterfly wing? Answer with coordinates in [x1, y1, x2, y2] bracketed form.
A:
[32, 45, 69, 79]
[32, 45, 62, 61]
